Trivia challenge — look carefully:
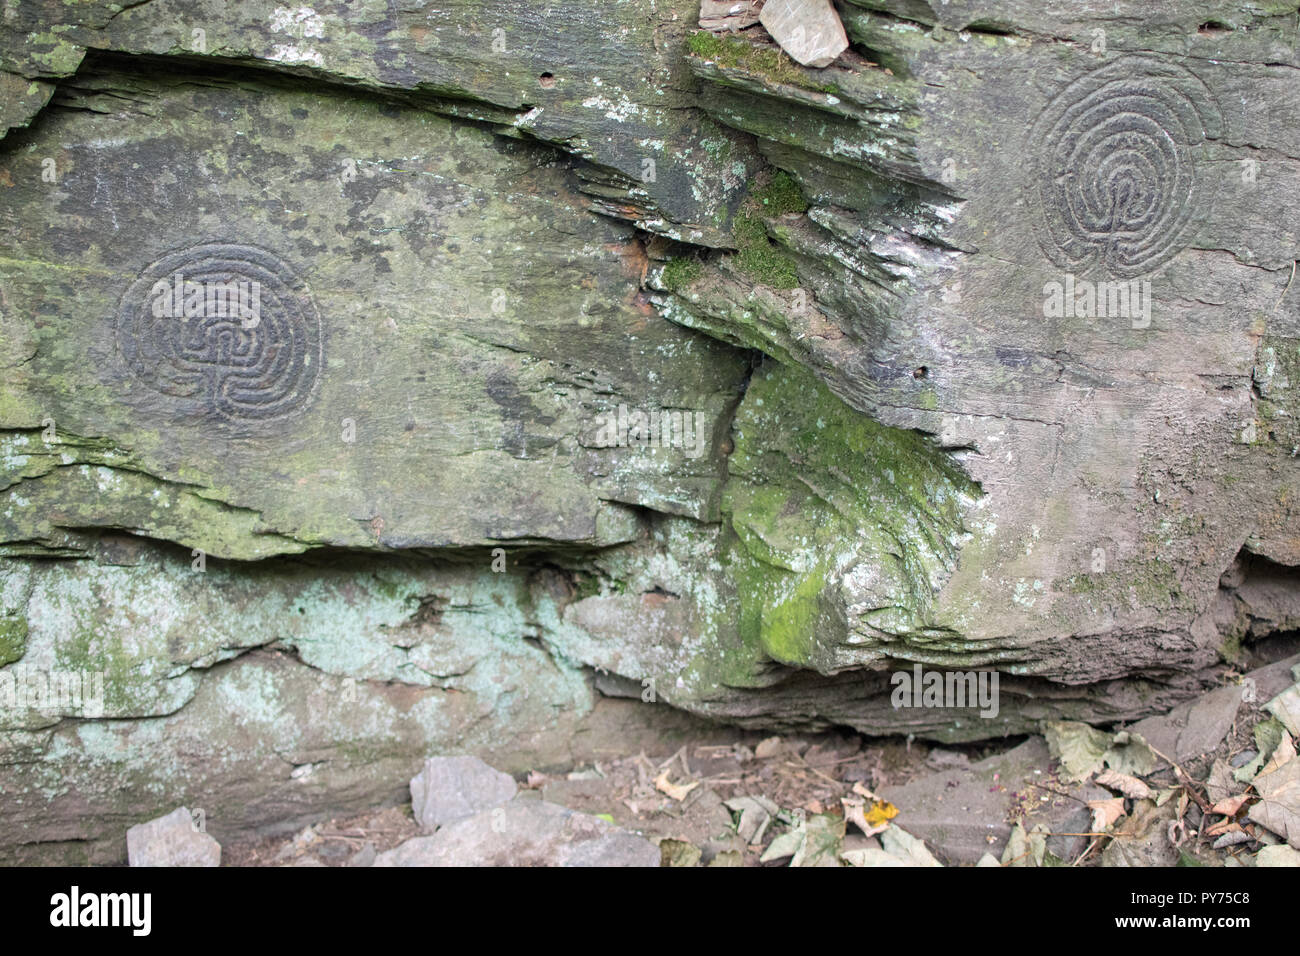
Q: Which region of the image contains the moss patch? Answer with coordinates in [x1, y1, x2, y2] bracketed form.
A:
[660, 256, 704, 292]
[721, 361, 979, 672]
[0, 614, 26, 666]
[730, 171, 809, 289]
[686, 31, 839, 94]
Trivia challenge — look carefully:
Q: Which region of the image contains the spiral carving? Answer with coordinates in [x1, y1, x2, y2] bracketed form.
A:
[1027, 57, 1223, 278]
[116, 243, 322, 427]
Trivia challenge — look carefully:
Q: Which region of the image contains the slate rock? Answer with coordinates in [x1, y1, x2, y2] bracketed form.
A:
[4, 0, 1300, 866]
[411, 756, 518, 831]
[373, 800, 660, 867]
[699, 0, 761, 31]
[126, 807, 220, 867]
[758, 0, 848, 68]
[880, 737, 1101, 864]
[1128, 684, 1245, 765]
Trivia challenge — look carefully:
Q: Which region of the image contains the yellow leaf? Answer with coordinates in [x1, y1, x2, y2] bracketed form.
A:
[864, 800, 900, 827]
[842, 797, 899, 836]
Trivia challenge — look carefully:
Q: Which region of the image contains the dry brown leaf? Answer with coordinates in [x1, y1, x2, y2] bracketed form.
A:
[1088, 797, 1127, 831]
[1204, 817, 1243, 838]
[653, 768, 699, 801]
[1210, 792, 1252, 817]
[1258, 731, 1296, 778]
[1096, 768, 1153, 800]
[754, 736, 783, 760]
[1249, 751, 1300, 848]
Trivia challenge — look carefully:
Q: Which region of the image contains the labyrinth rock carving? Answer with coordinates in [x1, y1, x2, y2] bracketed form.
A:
[1027, 57, 1224, 278]
[115, 242, 323, 426]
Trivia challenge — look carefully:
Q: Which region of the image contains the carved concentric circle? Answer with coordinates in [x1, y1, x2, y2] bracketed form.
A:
[1027, 57, 1223, 277]
[116, 242, 322, 427]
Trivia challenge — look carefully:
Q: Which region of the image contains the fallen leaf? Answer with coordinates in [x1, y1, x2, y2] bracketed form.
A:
[724, 795, 778, 844]
[1258, 730, 1296, 778]
[840, 796, 897, 837]
[1203, 816, 1241, 838]
[792, 813, 844, 867]
[1255, 844, 1300, 867]
[1206, 759, 1237, 804]
[1248, 751, 1300, 848]
[659, 839, 702, 867]
[654, 769, 698, 802]
[1209, 793, 1252, 818]
[754, 736, 783, 759]
[851, 781, 881, 801]
[1105, 731, 1159, 777]
[1096, 768, 1153, 800]
[758, 813, 844, 867]
[759, 827, 802, 863]
[1266, 682, 1300, 738]
[880, 826, 942, 867]
[1088, 797, 1127, 831]
[1236, 718, 1286, 783]
[1001, 823, 1051, 867]
[864, 799, 899, 828]
[841, 847, 908, 867]
[1044, 720, 1111, 782]
[1211, 828, 1251, 849]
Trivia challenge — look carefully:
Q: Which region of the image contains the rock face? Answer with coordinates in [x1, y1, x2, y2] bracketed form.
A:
[126, 807, 221, 867]
[1, 1, 1297, 861]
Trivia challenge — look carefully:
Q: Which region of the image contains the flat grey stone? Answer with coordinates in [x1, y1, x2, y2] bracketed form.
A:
[880, 737, 1104, 864]
[373, 800, 659, 867]
[410, 756, 518, 831]
[759, 0, 848, 68]
[1129, 684, 1245, 764]
[126, 808, 220, 867]
[699, 0, 761, 31]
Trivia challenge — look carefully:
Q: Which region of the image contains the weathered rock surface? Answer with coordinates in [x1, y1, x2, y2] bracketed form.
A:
[1, 0, 1297, 862]
[373, 800, 660, 867]
[410, 756, 518, 831]
[126, 807, 221, 867]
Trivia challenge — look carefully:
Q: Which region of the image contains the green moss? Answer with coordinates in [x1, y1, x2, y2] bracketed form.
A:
[571, 572, 605, 602]
[1063, 573, 1099, 595]
[732, 214, 800, 288]
[0, 614, 26, 665]
[751, 171, 808, 217]
[726, 171, 809, 290]
[660, 256, 704, 291]
[686, 31, 839, 94]
[720, 362, 979, 671]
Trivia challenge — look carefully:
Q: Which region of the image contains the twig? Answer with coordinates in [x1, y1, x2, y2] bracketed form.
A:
[1141, 740, 1213, 813]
